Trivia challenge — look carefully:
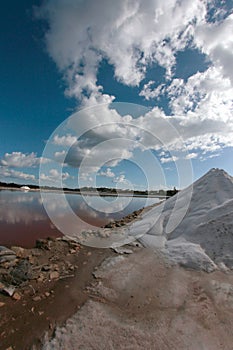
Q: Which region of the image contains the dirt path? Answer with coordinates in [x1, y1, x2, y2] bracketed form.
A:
[1, 219, 233, 349]
[0, 240, 114, 350]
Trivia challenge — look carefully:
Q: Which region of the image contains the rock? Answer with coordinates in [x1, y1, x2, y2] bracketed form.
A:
[12, 292, 21, 301]
[0, 254, 16, 264]
[0, 301, 5, 307]
[42, 265, 51, 272]
[1, 260, 17, 268]
[105, 223, 112, 228]
[0, 246, 16, 257]
[44, 292, 50, 297]
[28, 255, 35, 264]
[1, 285, 15, 297]
[0, 281, 5, 289]
[31, 250, 42, 257]
[113, 247, 133, 254]
[69, 249, 76, 254]
[10, 259, 33, 285]
[32, 296, 41, 302]
[37, 274, 45, 283]
[49, 271, 59, 280]
[53, 264, 59, 271]
[35, 239, 51, 250]
[11, 246, 28, 258]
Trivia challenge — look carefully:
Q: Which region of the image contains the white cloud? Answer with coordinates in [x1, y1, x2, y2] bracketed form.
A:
[35, 0, 233, 166]
[53, 134, 77, 146]
[0, 152, 49, 168]
[113, 174, 127, 184]
[40, 168, 70, 182]
[99, 168, 115, 178]
[195, 13, 233, 85]
[185, 153, 198, 160]
[139, 81, 165, 100]
[0, 167, 36, 181]
[36, 0, 207, 105]
[160, 156, 178, 164]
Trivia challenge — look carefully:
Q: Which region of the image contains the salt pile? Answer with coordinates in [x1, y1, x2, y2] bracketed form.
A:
[130, 168, 233, 272]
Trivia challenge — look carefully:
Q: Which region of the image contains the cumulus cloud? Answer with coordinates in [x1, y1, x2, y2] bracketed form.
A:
[113, 174, 127, 184]
[0, 152, 49, 168]
[53, 134, 77, 147]
[160, 156, 178, 164]
[185, 153, 198, 160]
[35, 0, 207, 104]
[0, 167, 36, 181]
[195, 13, 233, 84]
[35, 0, 233, 170]
[99, 168, 115, 178]
[40, 168, 70, 182]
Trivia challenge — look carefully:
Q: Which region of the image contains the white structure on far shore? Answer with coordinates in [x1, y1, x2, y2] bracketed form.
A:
[20, 185, 30, 191]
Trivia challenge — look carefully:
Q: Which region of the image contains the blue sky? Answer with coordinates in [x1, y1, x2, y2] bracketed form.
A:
[0, 0, 233, 190]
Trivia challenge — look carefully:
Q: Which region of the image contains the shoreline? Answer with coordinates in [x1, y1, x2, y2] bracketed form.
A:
[0, 203, 152, 349]
[0, 186, 168, 199]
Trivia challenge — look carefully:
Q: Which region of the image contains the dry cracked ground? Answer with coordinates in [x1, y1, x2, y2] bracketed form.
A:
[40, 248, 233, 350]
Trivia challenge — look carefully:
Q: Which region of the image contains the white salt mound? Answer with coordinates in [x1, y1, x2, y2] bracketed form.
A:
[130, 168, 233, 271]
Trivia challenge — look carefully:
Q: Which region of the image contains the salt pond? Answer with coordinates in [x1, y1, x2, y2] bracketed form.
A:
[0, 189, 160, 247]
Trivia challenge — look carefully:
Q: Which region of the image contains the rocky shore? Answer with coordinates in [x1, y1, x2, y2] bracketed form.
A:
[102, 208, 144, 228]
[0, 207, 146, 349]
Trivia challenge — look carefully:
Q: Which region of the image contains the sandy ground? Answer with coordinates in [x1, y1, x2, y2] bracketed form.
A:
[40, 248, 233, 350]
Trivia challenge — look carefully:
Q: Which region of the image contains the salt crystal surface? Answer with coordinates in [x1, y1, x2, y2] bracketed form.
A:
[130, 168, 233, 271]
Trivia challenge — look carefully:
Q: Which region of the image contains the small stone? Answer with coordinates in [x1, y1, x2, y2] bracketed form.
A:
[45, 292, 50, 297]
[49, 271, 59, 280]
[2, 285, 15, 297]
[39, 311, 44, 316]
[2, 260, 18, 268]
[32, 296, 41, 302]
[11, 246, 28, 258]
[0, 301, 5, 307]
[6, 347, 13, 350]
[28, 255, 35, 264]
[87, 252, 92, 256]
[32, 250, 41, 257]
[36, 239, 51, 250]
[0, 255, 16, 264]
[113, 247, 133, 255]
[37, 274, 45, 283]
[0, 246, 16, 257]
[12, 292, 21, 301]
[42, 265, 51, 272]
[0, 282, 5, 289]
[69, 249, 76, 254]
[53, 264, 59, 271]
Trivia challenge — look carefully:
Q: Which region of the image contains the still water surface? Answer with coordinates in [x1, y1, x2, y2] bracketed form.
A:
[0, 190, 160, 248]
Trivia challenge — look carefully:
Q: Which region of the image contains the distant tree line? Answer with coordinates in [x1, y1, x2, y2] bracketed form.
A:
[0, 181, 179, 197]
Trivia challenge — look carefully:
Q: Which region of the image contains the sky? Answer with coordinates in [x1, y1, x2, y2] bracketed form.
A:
[0, 0, 233, 190]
